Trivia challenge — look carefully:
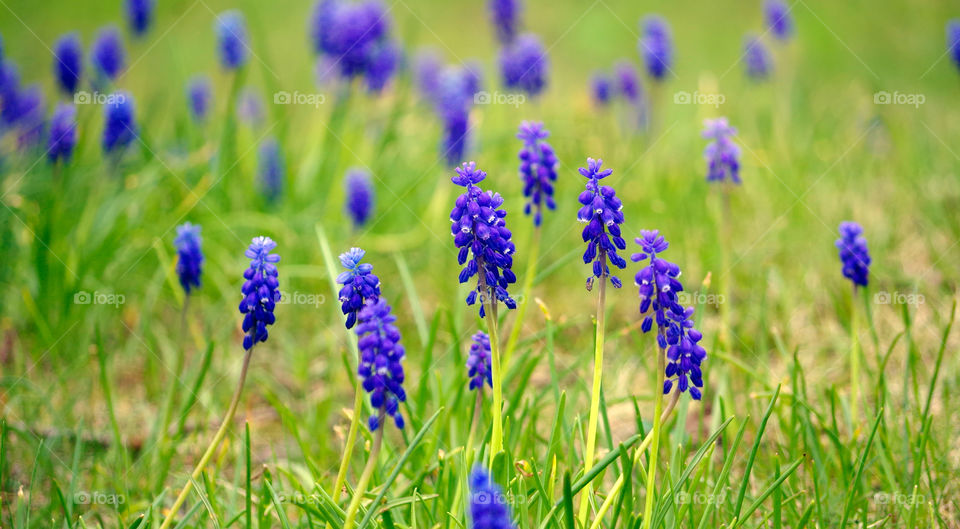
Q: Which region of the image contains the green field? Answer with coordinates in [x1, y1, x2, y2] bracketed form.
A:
[1, 0, 959, 527]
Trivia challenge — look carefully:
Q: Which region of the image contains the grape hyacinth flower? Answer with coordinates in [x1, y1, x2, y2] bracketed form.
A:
[835, 222, 871, 288]
[125, 0, 155, 37]
[186, 75, 212, 123]
[743, 35, 772, 79]
[345, 168, 374, 228]
[257, 137, 284, 202]
[450, 162, 518, 315]
[239, 236, 280, 350]
[310, 0, 398, 89]
[639, 16, 672, 80]
[91, 26, 126, 82]
[702, 118, 741, 184]
[13, 85, 44, 149]
[102, 92, 137, 154]
[337, 248, 381, 329]
[577, 158, 627, 289]
[174, 222, 204, 294]
[488, 0, 520, 45]
[499, 33, 548, 96]
[765, 0, 793, 41]
[216, 10, 249, 70]
[412, 48, 443, 100]
[432, 65, 478, 166]
[591, 72, 612, 106]
[469, 467, 516, 529]
[466, 331, 492, 391]
[517, 121, 558, 226]
[53, 33, 83, 95]
[632, 230, 706, 399]
[947, 20, 960, 71]
[356, 297, 407, 430]
[0, 62, 21, 126]
[47, 103, 77, 164]
[364, 40, 400, 93]
[614, 61, 642, 104]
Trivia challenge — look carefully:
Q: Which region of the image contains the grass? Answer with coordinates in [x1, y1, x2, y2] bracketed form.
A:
[2, 0, 960, 528]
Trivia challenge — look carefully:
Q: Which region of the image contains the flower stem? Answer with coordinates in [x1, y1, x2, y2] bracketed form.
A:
[578, 258, 607, 525]
[465, 389, 483, 471]
[333, 379, 366, 501]
[719, 185, 733, 352]
[486, 295, 504, 462]
[158, 345, 254, 529]
[640, 339, 667, 529]
[503, 226, 541, 370]
[343, 414, 385, 529]
[850, 286, 861, 428]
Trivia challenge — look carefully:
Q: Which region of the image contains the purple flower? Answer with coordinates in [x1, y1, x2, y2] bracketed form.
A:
[53, 33, 83, 95]
[47, 103, 77, 164]
[258, 137, 285, 202]
[345, 168, 374, 228]
[450, 162, 517, 316]
[517, 121, 557, 226]
[743, 35, 772, 79]
[613, 61, 641, 103]
[489, 0, 520, 45]
[239, 236, 281, 350]
[365, 39, 400, 92]
[591, 72, 612, 105]
[469, 467, 516, 529]
[499, 33, 548, 96]
[12, 85, 45, 149]
[125, 0, 155, 37]
[765, 0, 793, 41]
[310, 0, 397, 89]
[0, 61, 21, 126]
[175, 222, 203, 294]
[216, 10, 249, 70]
[413, 48, 443, 100]
[337, 248, 381, 329]
[186, 75, 212, 123]
[466, 331, 492, 391]
[102, 92, 137, 154]
[577, 158, 626, 290]
[434, 65, 478, 166]
[639, 16, 672, 80]
[91, 26, 125, 81]
[835, 222, 871, 288]
[948, 20, 960, 70]
[356, 297, 406, 430]
[632, 230, 706, 400]
[703, 118, 740, 184]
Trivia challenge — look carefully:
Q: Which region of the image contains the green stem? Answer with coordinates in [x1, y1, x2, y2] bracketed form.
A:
[158, 345, 254, 529]
[465, 389, 483, 471]
[160, 296, 190, 441]
[503, 226, 541, 369]
[333, 380, 366, 501]
[486, 292, 504, 461]
[719, 185, 732, 352]
[343, 413, 385, 529]
[850, 286, 861, 429]
[640, 339, 667, 529]
[578, 258, 608, 525]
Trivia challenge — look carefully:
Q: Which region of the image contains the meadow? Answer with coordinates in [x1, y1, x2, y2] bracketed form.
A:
[1, 0, 959, 528]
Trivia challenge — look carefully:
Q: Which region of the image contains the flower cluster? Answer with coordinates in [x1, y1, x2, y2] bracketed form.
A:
[216, 10, 249, 70]
[517, 121, 557, 226]
[590, 72, 612, 105]
[14, 85, 44, 149]
[102, 92, 138, 154]
[239, 236, 281, 350]
[489, 0, 520, 45]
[337, 248, 381, 329]
[345, 168, 374, 228]
[91, 26, 125, 81]
[258, 137, 285, 202]
[47, 103, 78, 164]
[125, 0, 155, 37]
[632, 230, 706, 400]
[743, 35, 772, 79]
[577, 158, 626, 289]
[948, 20, 960, 71]
[310, 0, 399, 91]
[835, 222, 871, 288]
[765, 0, 793, 40]
[53, 33, 83, 95]
[174, 222, 204, 294]
[702, 118, 741, 184]
[466, 331, 492, 391]
[639, 16, 672, 80]
[450, 162, 518, 316]
[499, 33, 548, 96]
[356, 297, 406, 430]
[187, 76, 212, 123]
[469, 467, 516, 529]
